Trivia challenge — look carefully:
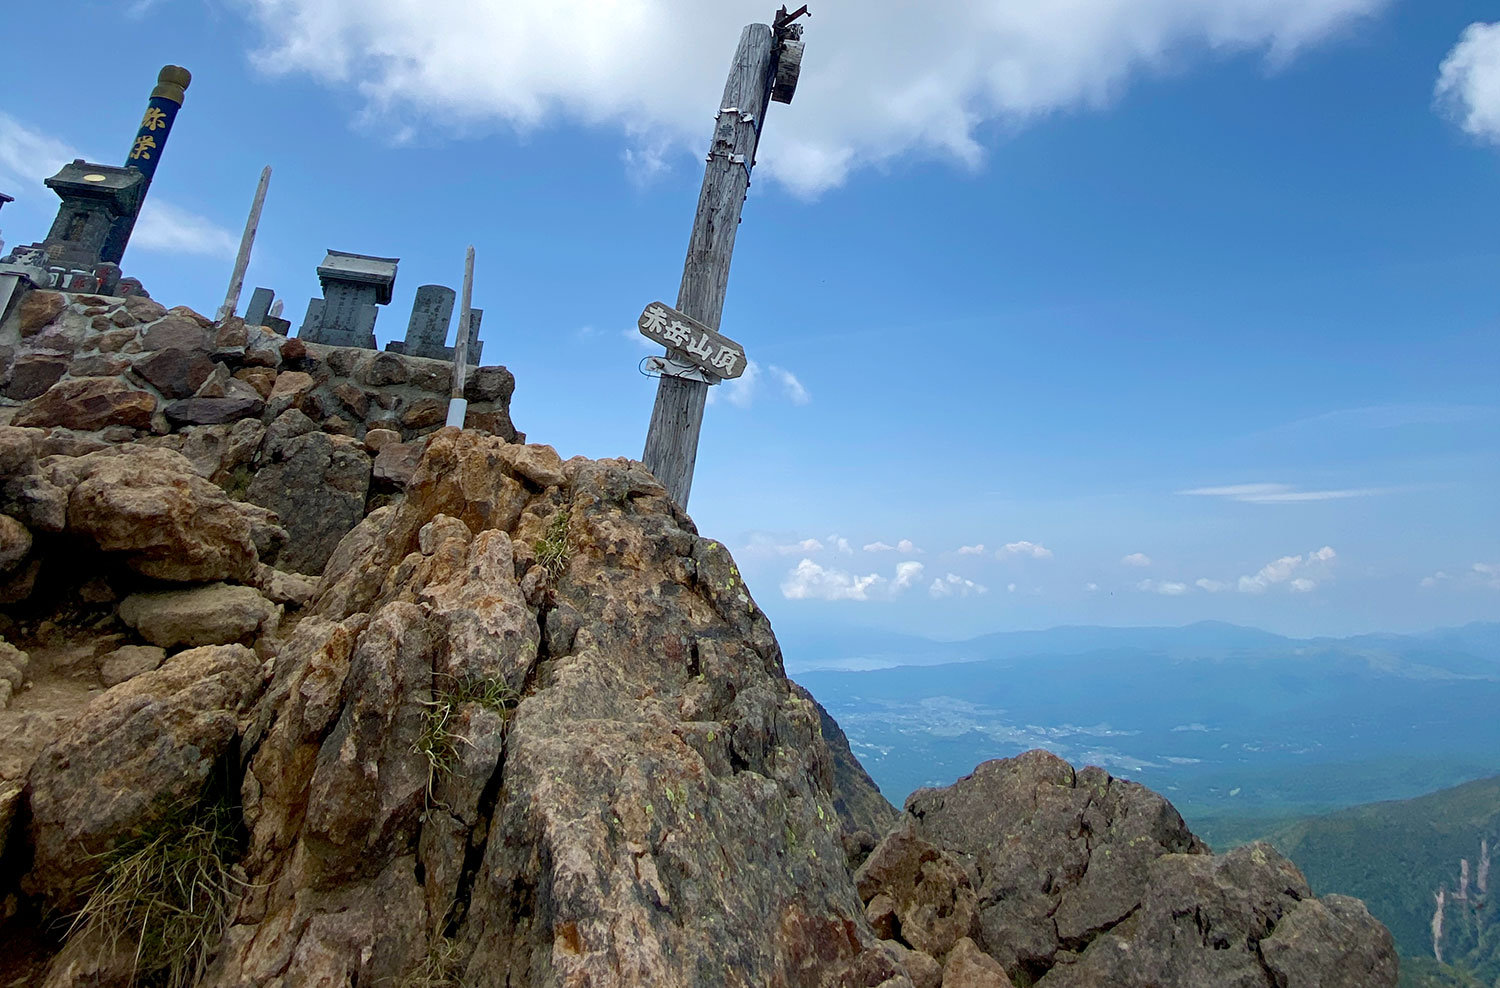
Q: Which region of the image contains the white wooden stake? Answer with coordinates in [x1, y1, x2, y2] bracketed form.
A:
[446, 245, 475, 429]
[216, 165, 271, 322]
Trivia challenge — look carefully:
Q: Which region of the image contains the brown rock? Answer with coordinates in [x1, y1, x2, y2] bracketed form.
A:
[57, 446, 262, 582]
[407, 360, 451, 394]
[94, 327, 139, 353]
[497, 442, 566, 489]
[133, 347, 216, 398]
[943, 938, 1014, 988]
[109, 307, 138, 328]
[265, 369, 315, 418]
[140, 314, 208, 351]
[119, 583, 278, 648]
[2, 354, 67, 400]
[243, 331, 283, 369]
[234, 366, 277, 398]
[399, 396, 447, 429]
[886, 942, 942, 988]
[0, 514, 31, 572]
[24, 644, 262, 908]
[98, 644, 167, 687]
[214, 320, 249, 350]
[373, 440, 424, 486]
[66, 353, 131, 377]
[322, 414, 357, 436]
[279, 337, 307, 363]
[0, 638, 29, 709]
[331, 381, 371, 419]
[14, 377, 157, 431]
[15, 290, 65, 335]
[363, 427, 401, 452]
[866, 891, 900, 940]
[257, 566, 319, 608]
[1259, 893, 1399, 988]
[163, 395, 265, 426]
[855, 825, 977, 959]
[465, 408, 519, 442]
[122, 294, 167, 323]
[167, 305, 213, 328]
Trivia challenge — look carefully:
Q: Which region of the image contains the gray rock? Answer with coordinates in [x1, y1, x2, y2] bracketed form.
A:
[119, 583, 278, 648]
[0, 513, 32, 572]
[132, 347, 215, 398]
[372, 440, 424, 486]
[163, 395, 265, 426]
[98, 644, 167, 686]
[245, 431, 371, 576]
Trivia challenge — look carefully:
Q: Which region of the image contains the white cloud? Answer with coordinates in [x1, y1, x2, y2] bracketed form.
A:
[825, 534, 853, 555]
[1002, 540, 1053, 559]
[1122, 552, 1152, 567]
[707, 359, 761, 408]
[1085, 582, 1099, 592]
[957, 544, 986, 555]
[897, 539, 923, 554]
[1437, 23, 1500, 145]
[0, 112, 79, 185]
[769, 365, 810, 405]
[1178, 482, 1383, 503]
[780, 558, 884, 601]
[625, 326, 658, 350]
[237, 0, 1390, 196]
[1007, 583, 1018, 593]
[1195, 578, 1229, 593]
[131, 200, 238, 257]
[1137, 579, 1189, 596]
[930, 572, 988, 598]
[894, 561, 926, 591]
[1236, 546, 1336, 593]
[1419, 571, 1450, 588]
[863, 541, 895, 553]
[1421, 563, 1500, 590]
[742, 534, 825, 556]
[1473, 562, 1500, 589]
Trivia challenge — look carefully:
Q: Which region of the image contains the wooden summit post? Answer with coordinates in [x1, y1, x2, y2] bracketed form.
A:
[217, 165, 272, 322]
[446, 245, 476, 428]
[641, 7, 807, 509]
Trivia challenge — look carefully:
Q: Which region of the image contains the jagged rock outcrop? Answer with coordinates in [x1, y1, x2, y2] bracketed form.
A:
[853, 750, 1398, 987]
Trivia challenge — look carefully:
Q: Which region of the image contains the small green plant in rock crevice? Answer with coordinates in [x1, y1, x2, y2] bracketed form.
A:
[63, 797, 245, 988]
[533, 509, 571, 586]
[414, 674, 521, 803]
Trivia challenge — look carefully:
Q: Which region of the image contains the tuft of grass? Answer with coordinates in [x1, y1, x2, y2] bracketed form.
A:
[414, 674, 521, 802]
[533, 510, 571, 585]
[394, 935, 472, 988]
[64, 799, 244, 988]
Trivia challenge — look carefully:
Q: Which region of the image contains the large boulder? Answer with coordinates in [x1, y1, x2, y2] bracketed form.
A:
[22, 644, 262, 908]
[13, 377, 157, 431]
[119, 583, 278, 648]
[50, 446, 267, 583]
[245, 430, 371, 575]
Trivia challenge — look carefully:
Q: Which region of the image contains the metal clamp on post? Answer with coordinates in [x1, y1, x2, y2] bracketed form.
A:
[643, 355, 720, 385]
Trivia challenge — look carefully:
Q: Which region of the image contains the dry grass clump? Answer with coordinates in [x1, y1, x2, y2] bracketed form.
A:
[65, 799, 243, 988]
[533, 510, 571, 585]
[414, 674, 520, 800]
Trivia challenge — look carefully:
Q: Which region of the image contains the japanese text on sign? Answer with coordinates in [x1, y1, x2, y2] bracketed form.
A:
[637, 301, 746, 380]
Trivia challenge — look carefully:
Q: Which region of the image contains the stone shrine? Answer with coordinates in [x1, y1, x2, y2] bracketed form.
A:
[297, 249, 398, 348]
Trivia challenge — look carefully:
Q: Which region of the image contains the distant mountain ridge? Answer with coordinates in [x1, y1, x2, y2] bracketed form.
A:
[1212, 775, 1500, 986]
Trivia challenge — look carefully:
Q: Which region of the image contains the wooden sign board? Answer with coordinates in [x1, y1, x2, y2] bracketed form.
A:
[638, 301, 747, 380]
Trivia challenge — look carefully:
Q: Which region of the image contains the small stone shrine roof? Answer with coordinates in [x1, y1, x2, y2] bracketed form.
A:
[44, 161, 145, 208]
[316, 249, 399, 304]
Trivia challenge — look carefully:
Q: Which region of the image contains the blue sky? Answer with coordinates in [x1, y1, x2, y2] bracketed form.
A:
[2, 0, 1497, 641]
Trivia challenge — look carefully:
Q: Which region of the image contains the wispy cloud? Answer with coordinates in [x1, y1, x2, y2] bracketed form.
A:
[779, 558, 927, 601]
[0, 112, 79, 185]
[863, 541, 894, 553]
[1237, 546, 1336, 593]
[706, 360, 808, 408]
[956, 544, 986, 555]
[1195, 578, 1229, 593]
[1437, 22, 1500, 145]
[1001, 540, 1053, 559]
[930, 573, 988, 598]
[1122, 552, 1152, 567]
[770, 365, 810, 405]
[132, 200, 238, 257]
[1179, 483, 1384, 503]
[1137, 579, 1188, 596]
[1423, 563, 1500, 590]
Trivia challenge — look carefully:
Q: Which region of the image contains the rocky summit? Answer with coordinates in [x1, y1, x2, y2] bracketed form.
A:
[0, 291, 1397, 986]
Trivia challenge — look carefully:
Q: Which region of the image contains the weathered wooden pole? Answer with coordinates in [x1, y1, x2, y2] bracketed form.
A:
[446, 245, 476, 428]
[641, 20, 783, 509]
[217, 165, 271, 321]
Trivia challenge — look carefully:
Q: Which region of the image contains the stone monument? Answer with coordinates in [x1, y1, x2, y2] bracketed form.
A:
[297, 249, 399, 349]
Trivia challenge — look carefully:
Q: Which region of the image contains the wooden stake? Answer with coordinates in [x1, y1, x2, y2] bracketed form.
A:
[216, 165, 271, 322]
[446, 245, 475, 429]
[642, 22, 778, 509]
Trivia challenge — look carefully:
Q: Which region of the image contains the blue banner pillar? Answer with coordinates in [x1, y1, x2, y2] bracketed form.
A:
[102, 65, 190, 265]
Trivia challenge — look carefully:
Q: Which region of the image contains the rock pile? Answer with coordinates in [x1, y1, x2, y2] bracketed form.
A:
[1, 290, 520, 575]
